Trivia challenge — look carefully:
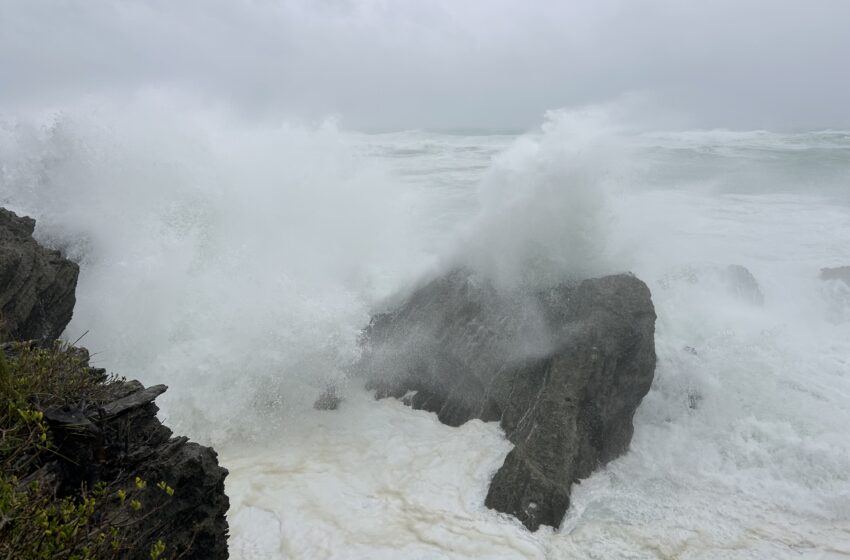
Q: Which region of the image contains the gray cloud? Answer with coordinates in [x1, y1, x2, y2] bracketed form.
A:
[1, 0, 848, 130]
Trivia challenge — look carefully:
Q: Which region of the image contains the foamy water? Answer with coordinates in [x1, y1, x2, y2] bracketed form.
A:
[2, 104, 849, 558]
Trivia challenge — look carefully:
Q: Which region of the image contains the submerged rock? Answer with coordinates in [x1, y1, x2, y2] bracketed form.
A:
[820, 266, 850, 286]
[359, 269, 656, 530]
[0, 208, 78, 341]
[658, 264, 764, 306]
[723, 264, 764, 305]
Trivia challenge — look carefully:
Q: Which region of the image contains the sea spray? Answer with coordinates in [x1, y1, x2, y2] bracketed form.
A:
[3, 102, 850, 557]
[0, 95, 441, 443]
[451, 109, 625, 289]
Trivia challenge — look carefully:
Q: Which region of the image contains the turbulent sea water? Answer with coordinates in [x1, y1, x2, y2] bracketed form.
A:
[2, 105, 849, 559]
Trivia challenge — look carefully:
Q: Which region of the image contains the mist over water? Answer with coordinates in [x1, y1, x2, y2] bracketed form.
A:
[2, 95, 850, 558]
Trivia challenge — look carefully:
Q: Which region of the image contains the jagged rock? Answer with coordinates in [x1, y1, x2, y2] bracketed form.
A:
[100, 383, 167, 416]
[821, 266, 850, 285]
[0, 208, 79, 341]
[108, 378, 145, 399]
[42, 373, 230, 559]
[106, 384, 230, 560]
[359, 269, 656, 530]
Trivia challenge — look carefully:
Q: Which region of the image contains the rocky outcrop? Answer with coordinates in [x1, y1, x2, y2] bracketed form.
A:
[0, 208, 229, 558]
[38, 351, 230, 560]
[0, 208, 79, 341]
[359, 269, 656, 530]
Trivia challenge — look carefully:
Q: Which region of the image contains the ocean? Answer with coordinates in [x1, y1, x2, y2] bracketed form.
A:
[1, 105, 849, 559]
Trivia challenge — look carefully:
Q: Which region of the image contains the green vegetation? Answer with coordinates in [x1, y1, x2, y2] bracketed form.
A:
[0, 343, 174, 560]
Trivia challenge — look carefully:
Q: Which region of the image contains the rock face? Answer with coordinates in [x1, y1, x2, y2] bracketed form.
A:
[0, 208, 78, 341]
[44, 361, 230, 560]
[360, 269, 656, 530]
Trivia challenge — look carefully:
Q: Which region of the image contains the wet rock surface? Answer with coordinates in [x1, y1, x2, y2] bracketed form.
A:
[359, 269, 657, 530]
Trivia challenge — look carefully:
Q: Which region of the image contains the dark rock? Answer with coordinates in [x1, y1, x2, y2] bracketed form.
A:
[313, 385, 342, 410]
[133, 437, 230, 559]
[99, 383, 168, 416]
[100, 379, 229, 560]
[358, 269, 656, 530]
[44, 374, 230, 559]
[820, 266, 850, 285]
[43, 404, 98, 433]
[0, 208, 79, 341]
[107, 378, 146, 399]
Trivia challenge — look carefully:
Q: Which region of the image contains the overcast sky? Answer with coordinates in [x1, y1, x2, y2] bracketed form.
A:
[2, 0, 849, 130]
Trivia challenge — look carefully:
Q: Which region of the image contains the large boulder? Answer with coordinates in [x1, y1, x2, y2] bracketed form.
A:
[359, 269, 656, 530]
[0, 208, 78, 341]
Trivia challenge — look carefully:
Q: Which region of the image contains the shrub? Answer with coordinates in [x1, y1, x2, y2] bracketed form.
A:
[0, 343, 175, 559]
